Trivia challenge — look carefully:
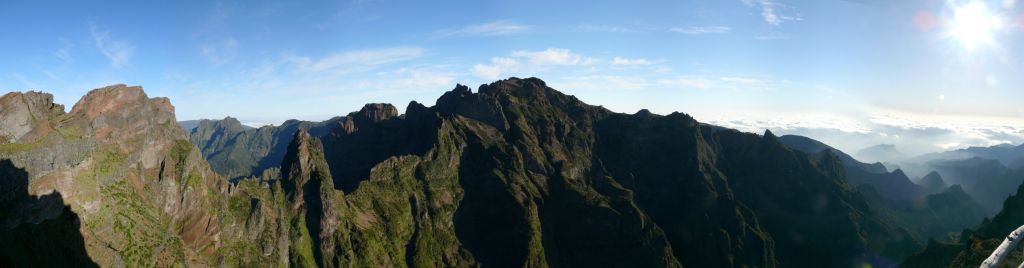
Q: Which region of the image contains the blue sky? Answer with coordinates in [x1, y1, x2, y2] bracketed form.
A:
[2, 0, 1024, 156]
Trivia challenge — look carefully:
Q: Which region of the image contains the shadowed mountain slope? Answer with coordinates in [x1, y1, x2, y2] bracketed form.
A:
[2, 78, 938, 267]
[779, 135, 987, 242]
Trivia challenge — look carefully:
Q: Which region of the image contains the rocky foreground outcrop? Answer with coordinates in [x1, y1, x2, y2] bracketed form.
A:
[2, 78, 925, 267]
[0, 85, 226, 266]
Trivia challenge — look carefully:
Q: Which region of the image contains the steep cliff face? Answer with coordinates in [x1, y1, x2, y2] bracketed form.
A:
[0, 91, 66, 143]
[0, 85, 228, 266]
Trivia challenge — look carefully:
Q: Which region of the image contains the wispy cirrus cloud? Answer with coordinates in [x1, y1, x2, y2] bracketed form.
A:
[11, 73, 44, 89]
[52, 38, 75, 64]
[351, 67, 457, 99]
[470, 48, 597, 79]
[511, 48, 597, 65]
[550, 75, 652, 91]
[669, 26, 732, 34]
[471, 57, 519, 80]
[201, 38, 239, 66]
[576, 25, 640, 33]
[288, 46, 426, 72]
[741, 0, 802, 26]
[612, 57, 655, 66]
[89, 22, 135, 68]
[432, 21, 529, 39]
[755, 33, 790, 40]
[53, 48, 72, 63]
[658, 75, 782, 91]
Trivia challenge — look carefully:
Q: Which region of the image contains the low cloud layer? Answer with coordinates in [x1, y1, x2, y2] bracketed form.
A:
[702, 112, 1024, 158]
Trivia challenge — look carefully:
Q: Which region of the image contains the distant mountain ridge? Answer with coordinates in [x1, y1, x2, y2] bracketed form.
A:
[912, 143, 1024, 169]
[778, 135, 889, 174]
[778, 135, 988, 241]
[188, 116, 344, 180]
[856, 144, 907, 164]
[179, 119, 254, 133]
[905, 174, 1024, 267]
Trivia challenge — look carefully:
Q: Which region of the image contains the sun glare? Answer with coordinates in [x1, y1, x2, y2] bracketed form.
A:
[949, 1, 1004, 51]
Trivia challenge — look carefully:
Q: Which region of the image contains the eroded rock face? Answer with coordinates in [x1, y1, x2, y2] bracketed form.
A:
[0, 84, 227, 267]
[0, 91, 64, 143]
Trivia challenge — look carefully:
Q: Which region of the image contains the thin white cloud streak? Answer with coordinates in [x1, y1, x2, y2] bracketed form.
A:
[577, 25, 639, 33]
[612, 57, 654, 65]
[658, 75, 782, 91]
[470, 48, 597, 79]
[472, 57, 519, 80]
[511, 48, 597, 65]
[669, 26, 732, 34]
[12, 73, 44, 89]
[288, 46, 426, 72]
[382, 68, 456, 95]
[550, 75, 652, 91]
[53, 49, 72, 63]
[432, 21, 529, 38]
[89, 22, 135, 68]
[740, 0, 802, 26]
[52, 39, 74, 64]
[201, 38, 239, 66]
[754, 34, 790, 40]
[42, 70, 63, 82]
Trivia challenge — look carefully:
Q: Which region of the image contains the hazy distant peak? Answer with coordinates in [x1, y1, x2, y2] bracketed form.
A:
[856, 143, 907, 163]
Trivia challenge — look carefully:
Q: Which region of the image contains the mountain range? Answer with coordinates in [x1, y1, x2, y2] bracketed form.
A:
[2, 77, 1023, 267]
[188, 116, 344, 181]
[777, 135, 988, 241]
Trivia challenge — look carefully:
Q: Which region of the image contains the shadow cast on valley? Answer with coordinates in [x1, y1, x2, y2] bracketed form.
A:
[0, 159, 97, 267]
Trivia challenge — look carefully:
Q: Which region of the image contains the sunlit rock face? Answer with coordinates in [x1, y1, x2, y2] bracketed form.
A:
[0, 84, 226, 267]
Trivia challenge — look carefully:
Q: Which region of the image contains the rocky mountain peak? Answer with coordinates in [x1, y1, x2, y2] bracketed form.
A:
[0, 91, 65, 142]
[634, 109, 654, 117]
[72, 84, 143, 118]
[220, 116, 243, 128]
[67, 84, 182, 146]
[0, 84, 227, 267]
[919, 171, 948, 194]
[355, 103, 399, 123]
[892, 168, 907, 177]
[199, 116, 246, 134]
[477, 77, 548, 98]
[338, 103, 399, 134]
[281, 128, 333, 198]
[405, 100, 429, 117]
